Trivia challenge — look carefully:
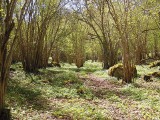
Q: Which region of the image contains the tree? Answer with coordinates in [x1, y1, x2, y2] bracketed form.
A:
[18, 0, 67, 72]
[71, 21, 86, 68]
[105, 0, 136, 83]
[129, 3, 151, 64]
[71, 0, 119, 69]
[0, 0, 29, 117]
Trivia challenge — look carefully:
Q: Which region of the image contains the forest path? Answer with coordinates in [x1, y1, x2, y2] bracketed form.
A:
[78, 73, 122, 91]
[77, 73, 144, 120]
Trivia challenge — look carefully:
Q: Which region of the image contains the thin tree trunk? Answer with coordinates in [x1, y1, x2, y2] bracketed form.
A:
[0, 48, 10, 115]
[0, 82, 5, 114]
[103, 51, 109, 69]
[122, 40, 132, 83]
[102, 44, 117, 69]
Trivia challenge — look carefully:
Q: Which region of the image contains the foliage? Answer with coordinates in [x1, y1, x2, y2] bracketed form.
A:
[5, 62, 160, 119]
[1, 0, 160, 119]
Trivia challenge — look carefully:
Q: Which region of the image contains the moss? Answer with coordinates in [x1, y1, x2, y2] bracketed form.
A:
[146, 72, 160, 78]
[108, 63, 137, 79]
[149, 61, 160, 68]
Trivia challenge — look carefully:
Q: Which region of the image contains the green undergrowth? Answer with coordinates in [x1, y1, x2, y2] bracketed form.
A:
[6, 62, 160, 119]
[136, 65, 159, 76]
[52, 99, 109, 120]
[7, 63, 107, 119]
[60, 61, 102, 74]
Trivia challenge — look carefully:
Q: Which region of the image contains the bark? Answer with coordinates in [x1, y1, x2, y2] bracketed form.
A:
[102, 49, 109, 69]
[51, 45, 60, 64]
[154, 34, 159, 58]
[122, 42, 132, 83]
[0, 21, 14, 116]
[75, 58, 84, 68]
[135, 46, 143, 64]
[0, 81, 5, 114]
[102, 43, 117, 69]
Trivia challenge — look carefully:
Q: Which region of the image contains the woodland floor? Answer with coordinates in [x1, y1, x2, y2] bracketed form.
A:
[7, 61, 160, 120]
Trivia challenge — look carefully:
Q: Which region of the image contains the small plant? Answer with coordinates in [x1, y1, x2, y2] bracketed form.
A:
[121, 85, 148, 101]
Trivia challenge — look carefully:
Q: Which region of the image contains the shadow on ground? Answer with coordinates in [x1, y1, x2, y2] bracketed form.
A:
[7, 81, 51, 111]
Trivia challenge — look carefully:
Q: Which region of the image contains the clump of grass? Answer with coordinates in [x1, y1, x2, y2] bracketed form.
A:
[121, 84, 148, 101]
[93, 70, 108, 78]
[76, 85, 94, 100]
[84, 60, 102, 68]
[51, 71, 81, 86]
[52, 99, 109, 120]
[10, 62, 23, 70]
[136, 65, 159, 76]
[55, 71, 78, 80]
[81, 60, 102, 73]
[93, 70, 119, 81]
[36, 70, 94, 99]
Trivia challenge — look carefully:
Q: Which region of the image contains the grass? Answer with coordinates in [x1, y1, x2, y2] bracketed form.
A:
[52, 99, 108, 120]
[136, 65, 159, 76]
[6, 61, 160, 119]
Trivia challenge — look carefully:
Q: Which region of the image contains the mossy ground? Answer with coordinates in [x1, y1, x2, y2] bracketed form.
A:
[6, 61, 160, 120]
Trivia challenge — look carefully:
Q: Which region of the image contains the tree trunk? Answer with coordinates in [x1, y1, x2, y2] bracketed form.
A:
[0, 82, 5, 115]
[135, 46, 143, 64]
[51, 46, 60, 64]
[75, 56, 84, 68]
[122, 41, 133, 83]
[102, 44, 117, 69]
[102, 44, 109, 69]
[154, 34, 159, 58]
[0, 50, 10, 118]
[103, 53, 109, 69]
